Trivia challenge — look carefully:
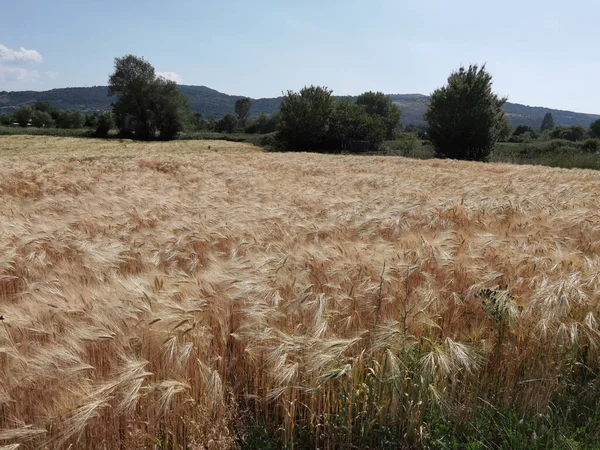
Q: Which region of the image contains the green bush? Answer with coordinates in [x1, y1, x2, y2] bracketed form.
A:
[582, 138, 600, 152]
[425, 64, 506, 161]
[94, 112, 114, 138]
[550, 125, 586, 141]
[277, 85, 334, 151]
[215, 114, 239, 134]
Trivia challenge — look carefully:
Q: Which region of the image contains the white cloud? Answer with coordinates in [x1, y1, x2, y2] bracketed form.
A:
[157, 71, 182, 84]
[46, 71, 59, 79]
[0, 66, 40, 82]
[0, 44, 43, 63]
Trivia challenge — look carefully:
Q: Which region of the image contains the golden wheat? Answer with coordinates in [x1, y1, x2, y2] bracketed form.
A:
[0, 135, 599, 448]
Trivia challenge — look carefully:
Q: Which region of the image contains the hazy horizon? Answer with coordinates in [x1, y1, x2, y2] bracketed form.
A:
[2, 0, 599, 114]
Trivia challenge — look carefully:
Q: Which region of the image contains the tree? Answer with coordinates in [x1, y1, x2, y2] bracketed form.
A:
[234, 98, 251, 126]
[108, 55, 188, 140]
[590, 119, 600, 138]
[326, 99, 386, 151]
[14, 106, 33, 127]
[151, 77, 189, 140]
[277, 86, 334, 151]
[425, 64, 506, 161]
[0, 114, 12, 126]
[540, 112, 555, 132]
[94, 112, 114, 138]
[245, 113, 279, 134]
[513, 124, 534, 136]
[109, 55, 157, 139]
[31, 110, 55, 128]
[498, 116, 513, 141]
[550, 125, 586, 142]
[356, 91, 401, 139]
[33, 101, 54, 114]
[215, 114, 238, 133]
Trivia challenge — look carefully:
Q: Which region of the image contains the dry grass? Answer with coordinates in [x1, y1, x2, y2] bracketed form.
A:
[1, 136, 600, 448]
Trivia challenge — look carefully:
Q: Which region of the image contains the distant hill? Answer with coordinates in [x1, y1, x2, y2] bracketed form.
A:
[1, 86, 598, 129]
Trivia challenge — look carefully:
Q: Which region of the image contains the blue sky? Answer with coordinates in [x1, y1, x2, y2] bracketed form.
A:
[1, 0, 598, 113]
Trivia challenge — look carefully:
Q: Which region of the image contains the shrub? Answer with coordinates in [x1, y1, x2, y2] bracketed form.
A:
[513, 124, 534, 136]
[325, 100, 386, 151]
[425, 64, 506, 161]
[355, 91, 401, 139]
[245, 113, 279, 134]
[582, 138, 600, 152]
[31, 110, 55, 128]
[277, 86, 333, 151]
[215, 114, 239, 134]
[14, 106, 33, 127]
[94, 112, 114, 138]
[590, 119, 600, 138]
[550, 125, 586, 142]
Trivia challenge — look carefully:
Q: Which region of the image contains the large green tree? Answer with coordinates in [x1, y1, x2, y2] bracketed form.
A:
[277, 86, 334, 151]
[425, 64, 506, 161]
[540, 112, 555, 132]
[590, 119, 600, 138]
[355, 91, 401, 139]
[14, 106, 33, 127]
[108, 55, 188, 140]
[234, 98, 251, 126]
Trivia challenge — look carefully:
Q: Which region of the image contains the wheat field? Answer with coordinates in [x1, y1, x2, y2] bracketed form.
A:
[1, 136, 600, 448]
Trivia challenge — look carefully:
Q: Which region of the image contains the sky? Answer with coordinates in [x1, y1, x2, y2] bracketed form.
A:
[1, 0, 598, 113]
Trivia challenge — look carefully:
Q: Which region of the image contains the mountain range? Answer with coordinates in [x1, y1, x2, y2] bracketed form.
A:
[1, 85, 598, 129]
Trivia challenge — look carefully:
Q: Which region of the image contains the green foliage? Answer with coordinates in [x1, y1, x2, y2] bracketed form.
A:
[355, 91, 401, 139]
[498, 116, 513, 141]
[234, 98, 252, 125]
[215, 113, 239, 134]
[513, 124, 534, 136]
[582, 138, 600, 152]
[31, 110, 55, 128]
[0, 114, 12, 126]
[108, 54, 189, 140]
[54, 109, 86, 129]
[94, 112, 114, 138]
[589, 119, 600, 138]
[152, 78, 189, 140]
[277, 85, 334, 151]
[425, 64, 506, 161]
[540, 112, 555, 131]
[33, 101, 54, 114]
[245, 113, 279, 134]
[326, 99, 386, 151]
[550, 125, 586, 141]
[14, 106, 33, 127]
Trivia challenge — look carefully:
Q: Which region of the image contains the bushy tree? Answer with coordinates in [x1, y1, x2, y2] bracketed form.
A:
[215, 114, 238, 133]
[0, 114, 12, 126]
[277, 85, 334, 151]
[589, 119, 600, 138]
[14, 106, 33, 127]
[151, 77, 189, 140]
[245, 113, 279, 134]
[540, 112, 555, 131]
[513, 124, 534, 136]
[550, 125, 586, 142]
[31, 110, 55, 128]
[425, 64, 506, 161]
[94, 112, 114, 138]
[108, 54, 189, 140]
[356, 91, 401, 139]
[326, 99, 386, 150]
[234, 98, 251, 126]
[33, 101, 54, 114]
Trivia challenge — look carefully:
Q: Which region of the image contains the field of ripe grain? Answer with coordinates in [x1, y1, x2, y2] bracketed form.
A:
[1, 136, 600, 449]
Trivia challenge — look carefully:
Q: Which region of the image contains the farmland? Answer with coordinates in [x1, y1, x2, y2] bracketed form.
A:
[1, 136, 600, 448]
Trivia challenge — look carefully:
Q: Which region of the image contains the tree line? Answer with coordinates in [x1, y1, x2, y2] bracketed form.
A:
[3, 54, 600, 162]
